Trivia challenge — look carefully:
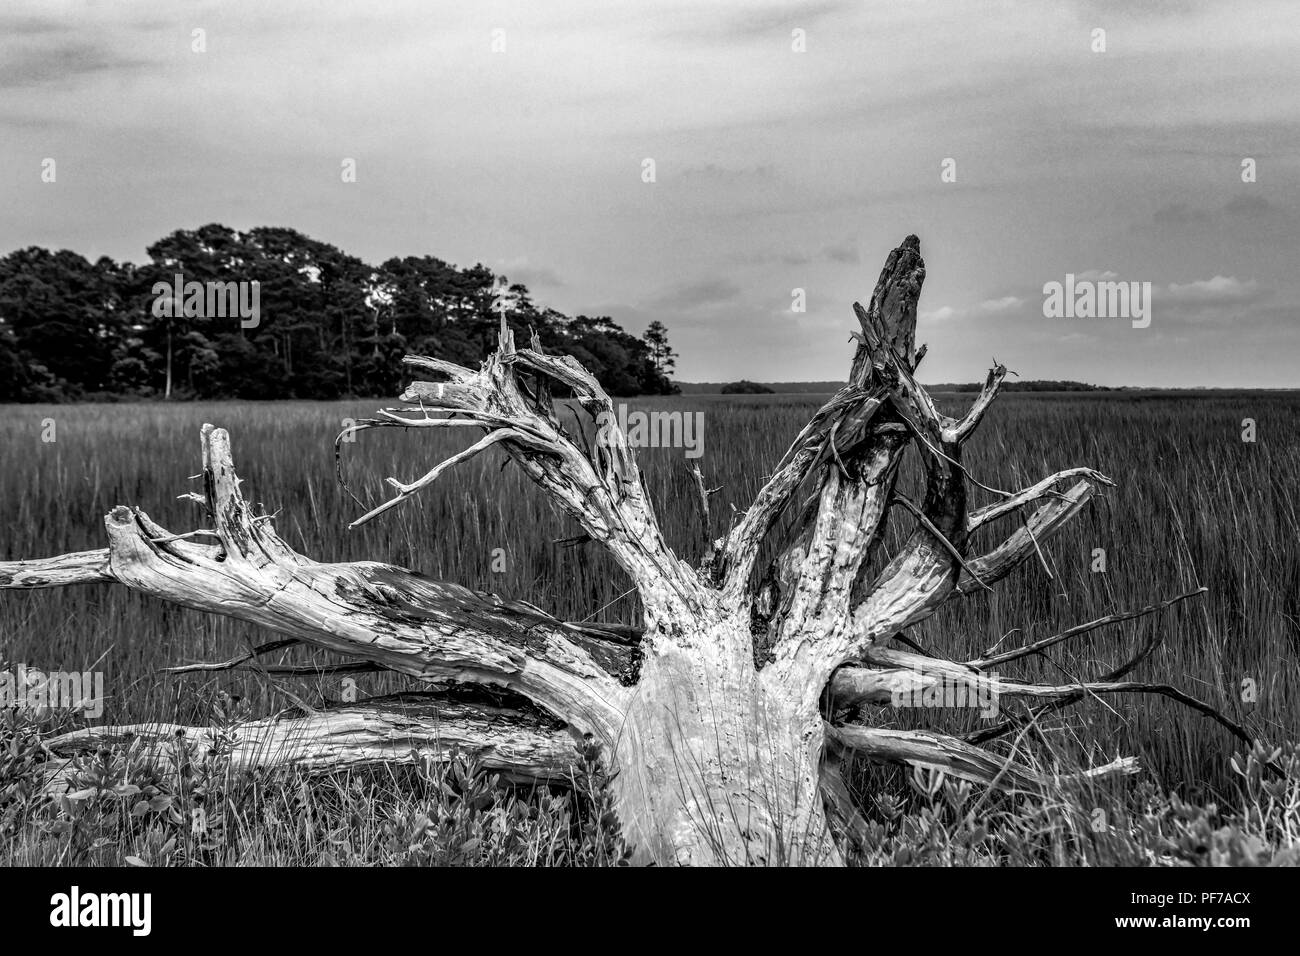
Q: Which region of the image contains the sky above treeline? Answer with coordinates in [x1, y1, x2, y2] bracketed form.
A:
[2, 0, 1297, 387]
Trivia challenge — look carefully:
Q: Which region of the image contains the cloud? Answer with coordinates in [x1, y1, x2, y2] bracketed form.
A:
[0, 112, 70, 130]
[921, 296, 1024, 323]
[2, 16, 72, 36]
[1064, 0, 1214, 16]
[1223, 194, 1273, 217]
[740, 241, 857, 266]
[1, 0, 1297, 387]
[1148, 275, 1279, 328]
[648, 277, 742, 311]
[976, 295, 1024, 314]
[496, 257, 563, 289]
[1152, 203, 1210, 226]
[658, 1, 855, 43]
[921, 305, 956, 323]
[1149, 195, 1279, 230]
[1159, 275, 1265, 307]
[0, 41, 151, 89]
[678, 163, 777, 183]
[822, 241, 858, 264]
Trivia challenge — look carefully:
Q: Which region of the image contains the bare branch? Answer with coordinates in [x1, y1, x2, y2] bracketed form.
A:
[764, 430, 907, 670]
[5, 426, 634, 739]
[743, 237, 938, 686]
[687, 461, 721, 576]
[972, 586, 1207, 668]
[837, 433, 968, 658]
[162, 638, 302, 674]
[162, 639, 389, 677]
[943, 363, 1008, 444]
[41, 691, 576, 793]
[892, 493, 991, 591]
[828, 639, 1258, 750]
[828, 724, 1139, 791]
[0, 550, 112, 588]
[968, 466, 1113, 531]
[952, 479, 1098, 597]
[390, 329, 704, 622]
[718, 386, 882, 603]
[818, 758, 873, 855]
[349, 428, 520, 529]
[721, 237, 931, 606]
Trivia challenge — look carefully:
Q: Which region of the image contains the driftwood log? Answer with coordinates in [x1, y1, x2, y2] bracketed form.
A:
[1, 235, 1253, 865]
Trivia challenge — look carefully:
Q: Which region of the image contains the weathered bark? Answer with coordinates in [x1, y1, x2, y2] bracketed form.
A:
[826, 725, 1140, 790]
[40, 691, 576, 794]
[3, 235, 1248, 865]
[613, 610, 837, 865]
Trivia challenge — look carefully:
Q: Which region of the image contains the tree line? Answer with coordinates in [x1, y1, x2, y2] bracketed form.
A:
[0, 224, 679, 402]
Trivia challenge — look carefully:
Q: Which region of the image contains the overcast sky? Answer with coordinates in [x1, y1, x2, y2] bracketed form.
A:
[2, 0, 1297, 386]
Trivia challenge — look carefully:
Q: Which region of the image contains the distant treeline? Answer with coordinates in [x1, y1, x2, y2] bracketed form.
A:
[679, 381, 844, 394]
[926, 380, 1113, 392]
[0, 223, 679, 402]
[719, 380, 775, 394]
[681, 380, 1112, 394]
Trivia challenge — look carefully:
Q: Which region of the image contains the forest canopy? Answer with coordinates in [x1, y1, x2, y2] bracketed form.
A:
[0, 224, 679, 402]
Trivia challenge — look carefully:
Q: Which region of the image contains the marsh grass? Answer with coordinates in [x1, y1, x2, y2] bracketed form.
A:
[1, 389, 1297, 864]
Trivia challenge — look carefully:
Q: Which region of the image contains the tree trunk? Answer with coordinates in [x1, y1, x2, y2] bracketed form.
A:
[164, 324, 173, 399]
[613, 608, 837, 866]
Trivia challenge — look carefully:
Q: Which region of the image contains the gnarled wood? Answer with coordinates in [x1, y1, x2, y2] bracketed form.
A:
[3, 235, 1249, 866]
[40, 691, 576, 794]
[828, 724, 1140, 791]
[0, 550, 112, 588]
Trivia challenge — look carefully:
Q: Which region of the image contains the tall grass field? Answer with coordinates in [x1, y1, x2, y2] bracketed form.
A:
[2, 390, 1298, 865]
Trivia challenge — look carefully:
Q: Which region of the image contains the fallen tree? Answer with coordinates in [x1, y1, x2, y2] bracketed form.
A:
[2, 236, 1254, 865]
